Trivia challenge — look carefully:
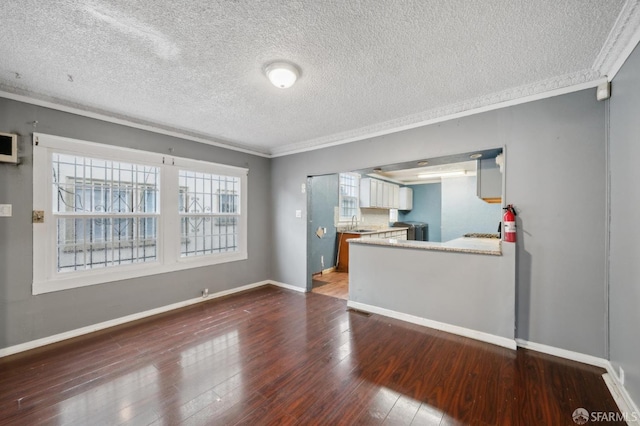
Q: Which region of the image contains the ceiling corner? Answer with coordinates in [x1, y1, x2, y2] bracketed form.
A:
[592, 0, 640, 80]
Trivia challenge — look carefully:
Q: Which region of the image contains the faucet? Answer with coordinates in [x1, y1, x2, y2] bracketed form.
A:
[351, 215, 358, 230]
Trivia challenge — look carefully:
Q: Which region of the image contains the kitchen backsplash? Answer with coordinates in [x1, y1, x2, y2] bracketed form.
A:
[335, 207, 391, 231]
[361, 208, 392, 227]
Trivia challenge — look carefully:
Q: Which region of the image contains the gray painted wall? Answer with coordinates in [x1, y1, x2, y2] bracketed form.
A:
[399, 183, 442, 242]
[0, 97, 272, 349]
[272, 89, 607, 358]
[440, 176, 502, 242]
[308, 174, 339, 275]
[350, 242, 516, 341]
[609, 42, 640, 405]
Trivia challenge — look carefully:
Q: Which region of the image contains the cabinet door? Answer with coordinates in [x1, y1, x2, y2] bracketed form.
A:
[370, 179, 378, 207]
[375, 180, 383, 208]
[360, 178, 374, 208]
[399, 187, 413, 210]
[477, 158, 502, 203]
[392, 184, 400, 208]
[381, 183, 389, 208]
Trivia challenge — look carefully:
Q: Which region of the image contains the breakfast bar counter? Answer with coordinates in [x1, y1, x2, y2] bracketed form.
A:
[347, 236, 516, 349]
[348, 236, 501, 256]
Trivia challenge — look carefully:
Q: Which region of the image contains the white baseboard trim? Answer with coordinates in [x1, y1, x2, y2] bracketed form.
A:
[0, 280, 271, 359]
[603, 373, 640, 425]
[515, 338, 610, 369]
[516, 338, 640, 423]
[268, 280, 307, 293]
[347, 300, 516, 350]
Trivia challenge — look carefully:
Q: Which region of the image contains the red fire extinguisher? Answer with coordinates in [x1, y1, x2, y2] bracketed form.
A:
[503, 204, 517, 243]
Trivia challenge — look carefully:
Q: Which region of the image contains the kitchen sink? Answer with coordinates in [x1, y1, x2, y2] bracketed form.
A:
[349, 229, 375, 233]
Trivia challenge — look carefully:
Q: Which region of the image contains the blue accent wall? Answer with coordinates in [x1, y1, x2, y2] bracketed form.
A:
[440, 176, 502, 242]
[308, 174, 339, 274]
[399, 183, 442, 242]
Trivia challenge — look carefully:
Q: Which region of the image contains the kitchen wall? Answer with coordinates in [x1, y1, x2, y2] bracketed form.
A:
[308, 174, 338, 276]
[609, 42, 640, 407]
[399, 183, 442, 241]
[0, 97, 272, 350]
[440, 176, 502, 241]
[271, 88, 607, 358]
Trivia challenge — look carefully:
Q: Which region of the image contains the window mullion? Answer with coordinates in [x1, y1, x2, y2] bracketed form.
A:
[161, 163, 179, 266]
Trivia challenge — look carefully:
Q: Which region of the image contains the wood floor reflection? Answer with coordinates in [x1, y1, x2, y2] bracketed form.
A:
[0, 286, 623, 425]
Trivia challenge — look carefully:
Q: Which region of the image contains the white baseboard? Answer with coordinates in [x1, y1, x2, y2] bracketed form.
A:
[603, 374, 640, 425]
[515, 338, 611, 369]
[269, 280, 307, 293]
[604, 369, 640, 425]
[516, 339, 640, 423]
[347, 300, 516, 350]
[0, 280, 271, 358]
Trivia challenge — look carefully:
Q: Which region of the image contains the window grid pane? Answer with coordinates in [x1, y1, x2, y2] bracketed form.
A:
[339, 173, 359, 219]
[52, 153, 159, 272]
[179, 170, 240, 257]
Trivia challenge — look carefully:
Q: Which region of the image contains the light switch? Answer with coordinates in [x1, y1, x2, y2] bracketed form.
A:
[301, 183, 306, 193]
[295, 210, 302, 218]
[0, 204, 11, 217]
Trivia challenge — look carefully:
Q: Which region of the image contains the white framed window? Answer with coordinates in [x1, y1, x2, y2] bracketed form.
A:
[33, 133, 248, 295]
[178, 170, 240, 257]
[338, 172, 360, 222]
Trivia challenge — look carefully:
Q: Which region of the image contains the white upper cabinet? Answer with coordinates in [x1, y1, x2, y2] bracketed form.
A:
[399, 187, 413, 210]
[476, 158, 503, 203]
[360, 178, 401, 209]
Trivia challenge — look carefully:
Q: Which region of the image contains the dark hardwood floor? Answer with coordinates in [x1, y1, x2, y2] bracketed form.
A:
[0, 285, 623, 425]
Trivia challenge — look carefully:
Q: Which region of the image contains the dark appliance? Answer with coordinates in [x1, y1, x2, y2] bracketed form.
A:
[392, 221, 428, 241]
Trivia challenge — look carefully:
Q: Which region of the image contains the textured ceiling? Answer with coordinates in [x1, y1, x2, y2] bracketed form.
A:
[1, 1, 639, 156]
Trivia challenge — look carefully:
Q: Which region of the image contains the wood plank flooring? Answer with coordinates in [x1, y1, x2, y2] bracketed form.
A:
[311, 271, 349, 300]
[0, 285, 623, 425]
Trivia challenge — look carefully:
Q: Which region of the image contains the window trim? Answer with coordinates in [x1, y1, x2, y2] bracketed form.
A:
[32, 133, 248, 295]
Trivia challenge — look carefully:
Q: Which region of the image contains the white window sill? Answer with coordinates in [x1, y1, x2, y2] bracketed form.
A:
[32, 251, 248, 295]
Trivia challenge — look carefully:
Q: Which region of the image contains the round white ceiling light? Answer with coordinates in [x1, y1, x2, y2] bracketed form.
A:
[265, 62, 299, 89]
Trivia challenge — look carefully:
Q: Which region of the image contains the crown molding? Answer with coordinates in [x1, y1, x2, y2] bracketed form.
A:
[1, 69, 609, 161]
[593, 0, 640, 80]
[270, 70, 604, 157]
[0, 87, 271, 158]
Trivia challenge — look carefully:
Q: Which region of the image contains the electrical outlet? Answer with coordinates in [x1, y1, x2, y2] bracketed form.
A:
[202, 288, 209, 298]
[0, 204, 11, 217]
[619, 367, 625, 385]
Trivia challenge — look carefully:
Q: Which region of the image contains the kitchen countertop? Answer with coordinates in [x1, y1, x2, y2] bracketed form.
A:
[338, 227, 409, 235]
[348, 236, 502, 256]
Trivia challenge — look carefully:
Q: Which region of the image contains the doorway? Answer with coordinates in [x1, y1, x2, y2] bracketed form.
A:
[306, 174, 349, 300]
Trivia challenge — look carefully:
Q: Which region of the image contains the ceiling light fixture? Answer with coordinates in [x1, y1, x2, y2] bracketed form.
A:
[418, 170, 467, 179]
[417, 161, 429, 166]
[265, 62, 299, 89]
[469, 153, 483, 159]
[373, 167, 383, 172]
